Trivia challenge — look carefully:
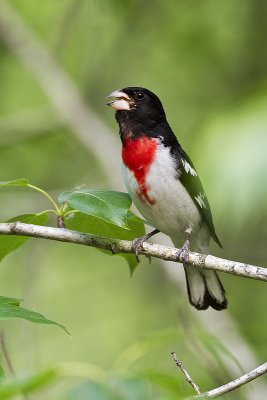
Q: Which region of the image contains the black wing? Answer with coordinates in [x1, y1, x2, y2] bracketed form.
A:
[178, 148, 222, 248]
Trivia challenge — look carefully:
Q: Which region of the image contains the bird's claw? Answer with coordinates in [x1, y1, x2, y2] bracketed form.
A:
[177, 239, 190, 265]
[131, 229, 159, 262]
[131, 237, 152, 263]
[132, 236, 146, 262]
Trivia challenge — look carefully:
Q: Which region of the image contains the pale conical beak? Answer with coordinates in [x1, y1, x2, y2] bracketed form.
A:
[106, 90, 131, 111]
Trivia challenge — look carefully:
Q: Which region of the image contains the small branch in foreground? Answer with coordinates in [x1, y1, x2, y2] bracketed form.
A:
[171, 352, 201, 395]
[193, 361, 267, 398]
[0, 222, 266, 282]
[0, 331, 15, 376]
[171, 351, 267, 398]
[0, 331, 29, 400]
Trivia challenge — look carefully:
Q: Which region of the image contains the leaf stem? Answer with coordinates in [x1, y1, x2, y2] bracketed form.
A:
[63, 209, 80, 217]
[37, 210, 58, 216]
[27, 184, 60, 214]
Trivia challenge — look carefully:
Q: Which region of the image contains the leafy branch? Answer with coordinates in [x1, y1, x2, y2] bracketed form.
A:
[0, 173, 266, 356]
[0, 178, 146, 273]
[0, 221, 266, 282]
[1, 178, 266, 281]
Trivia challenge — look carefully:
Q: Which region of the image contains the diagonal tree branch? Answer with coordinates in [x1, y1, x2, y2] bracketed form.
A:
[0, 222, 266, 282]
[193, 361, 267, 398]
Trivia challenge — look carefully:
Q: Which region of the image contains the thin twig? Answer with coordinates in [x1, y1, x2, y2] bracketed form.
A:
[0, 222, 266, 282]
[0, 330, 15, 376]
[171, 352, 201, 395]
[0, 331, 30, 399]
[194, 361, 267, 398]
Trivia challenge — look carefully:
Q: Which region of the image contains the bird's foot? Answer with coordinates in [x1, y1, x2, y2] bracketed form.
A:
[131, 229, 159, 262]
[177, 239, 190, 265]
[132, 236, 149, 262]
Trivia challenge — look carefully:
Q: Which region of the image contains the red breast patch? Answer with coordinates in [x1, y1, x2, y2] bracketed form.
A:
[122, 136, 157, 205]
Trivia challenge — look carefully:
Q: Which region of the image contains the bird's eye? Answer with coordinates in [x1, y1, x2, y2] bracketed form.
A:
[136, 92, 145, 100]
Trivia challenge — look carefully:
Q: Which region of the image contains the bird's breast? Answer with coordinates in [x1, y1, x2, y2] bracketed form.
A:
[122, 140, 201, 237]
[122, 136, 157, 205]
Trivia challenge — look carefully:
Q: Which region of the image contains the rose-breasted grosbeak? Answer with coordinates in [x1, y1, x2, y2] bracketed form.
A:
[107, 87, 227, 311]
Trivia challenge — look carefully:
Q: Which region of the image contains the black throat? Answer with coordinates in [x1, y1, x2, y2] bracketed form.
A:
[115, 110, 181, 156]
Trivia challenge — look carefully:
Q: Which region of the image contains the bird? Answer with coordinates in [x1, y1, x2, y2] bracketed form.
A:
[107, 87, 227, 311]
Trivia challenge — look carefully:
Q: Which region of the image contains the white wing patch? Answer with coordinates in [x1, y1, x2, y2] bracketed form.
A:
[195, 192, 207, 209]
[181, 158, 197, 176]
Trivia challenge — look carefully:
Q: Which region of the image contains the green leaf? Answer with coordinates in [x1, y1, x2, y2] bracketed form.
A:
[0, 213, 48, 262]
[64, 211, 144, 239]
[64, 211, 145, 274]
[0, 296, 68, 333]
[59, 189, 132, 229]
[0, 178, 29, 187]
[0, 296, 21, 306]
[0, 368, 57, 399]
[0, 362, 105, 398]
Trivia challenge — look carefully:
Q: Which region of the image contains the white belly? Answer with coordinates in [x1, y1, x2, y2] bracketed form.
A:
[122, 144, 201, 238]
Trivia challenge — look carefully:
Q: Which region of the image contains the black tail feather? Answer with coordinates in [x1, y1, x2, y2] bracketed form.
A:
[185, 267, 227, 311]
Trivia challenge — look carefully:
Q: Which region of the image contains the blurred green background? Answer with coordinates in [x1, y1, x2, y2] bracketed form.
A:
[0, 0, 267, 399]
